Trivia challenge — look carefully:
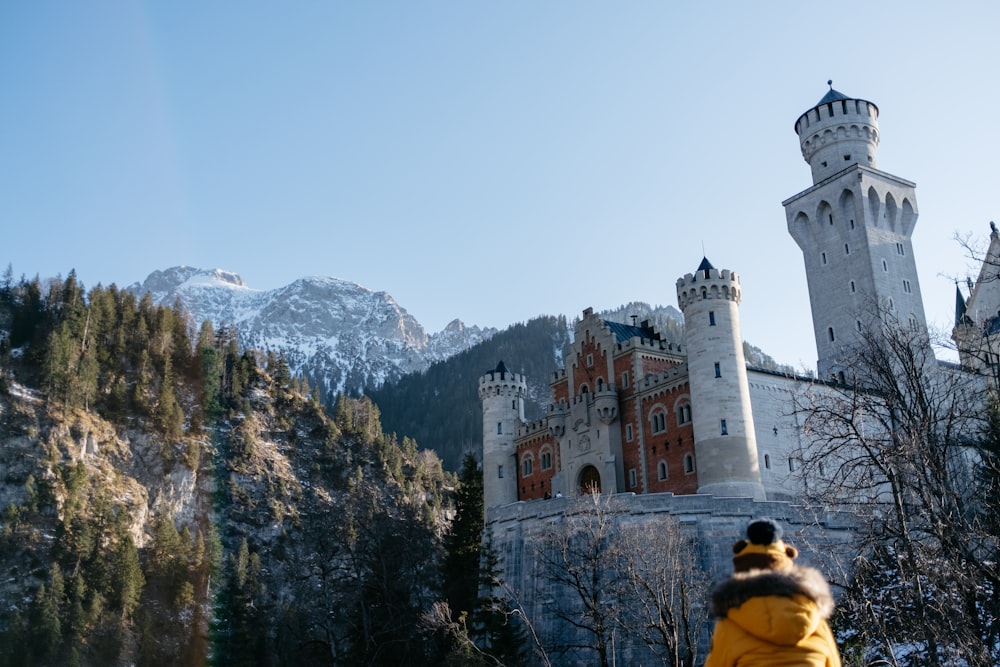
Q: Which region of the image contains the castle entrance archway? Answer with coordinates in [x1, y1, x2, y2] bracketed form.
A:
[578, 465, 601, 494]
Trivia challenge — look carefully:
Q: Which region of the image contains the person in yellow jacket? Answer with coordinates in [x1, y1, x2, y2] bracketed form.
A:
[704, 519, 842, 667]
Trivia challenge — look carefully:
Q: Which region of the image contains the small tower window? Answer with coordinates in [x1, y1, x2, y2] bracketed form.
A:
[684, 454, 695, 474]
[856, 320, 862, 332]
[850, 280, 856, 293]
[626, 423, 633, 441]
[629, 468, 637, 487]
[497, 422, 502, 435]
[714, 362, 721, 378]
[844, 243, 850, 255]
[850, 219, 855, 229]
[883, 259, 888, 272]
[709, 311, 716, 326]
[658, 461, 668, 481]
[821, 252, 828, 265]
[720, 419, 728, 435]
[903, 279, 912, 294]
[843, 154, 851, 161]
[498, 465, 504, 479]
[512, 400, 516, 409]
[788, 458, 796, 472]
[764, 454, 771, 470]
[896, 243, 905, 256]
[621, 371, 629, 388]
[828, 327, 835, 342]
[828, 214, 834, 225]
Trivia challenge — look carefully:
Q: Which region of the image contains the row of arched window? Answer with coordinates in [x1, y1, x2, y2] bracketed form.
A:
[521, 446, 554, 477]
[648, 399, 692, 434]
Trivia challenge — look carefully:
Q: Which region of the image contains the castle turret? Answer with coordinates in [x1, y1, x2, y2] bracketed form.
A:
[676, 258, 766, 500]
[784, 84, 928, 380]
[479, 361, 527, 510]
[795, 81, 880, 183]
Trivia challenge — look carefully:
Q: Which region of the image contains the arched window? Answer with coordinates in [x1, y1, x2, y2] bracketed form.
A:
[658, 461, 668, 481]
[684, 454, 695, 474]
[650, 409, 667, 434]
[521, 455, 533, 477]
[540, 447, 553, 470]
[676, 402, 692, 425]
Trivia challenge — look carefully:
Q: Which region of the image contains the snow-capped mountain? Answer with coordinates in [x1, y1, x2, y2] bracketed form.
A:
[128, 267, 497, 396]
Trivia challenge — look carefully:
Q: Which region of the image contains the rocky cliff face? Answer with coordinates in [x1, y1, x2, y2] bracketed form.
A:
[128, 267, 497, 396]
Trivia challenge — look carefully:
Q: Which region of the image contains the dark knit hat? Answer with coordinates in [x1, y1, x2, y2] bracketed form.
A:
[732, 519, 798, 572]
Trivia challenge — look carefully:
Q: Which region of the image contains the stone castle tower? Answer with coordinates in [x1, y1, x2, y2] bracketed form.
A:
[784, 82, 928, 380]
[478, 361, 527, 508]
[676, 258, 766, 500]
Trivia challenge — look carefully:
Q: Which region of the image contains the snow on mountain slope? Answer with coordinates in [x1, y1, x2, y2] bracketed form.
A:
[128, 267, 497, 396]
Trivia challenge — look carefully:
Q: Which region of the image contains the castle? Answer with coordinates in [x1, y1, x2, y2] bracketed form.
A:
[477, 85, 999, 663]
[479, 82, 971, 510]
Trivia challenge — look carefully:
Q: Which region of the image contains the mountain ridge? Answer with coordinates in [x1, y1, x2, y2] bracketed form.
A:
[127, 266, 498, 397]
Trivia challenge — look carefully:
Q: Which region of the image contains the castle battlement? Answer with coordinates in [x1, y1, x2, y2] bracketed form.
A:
[676, 268, 742, 309]
[794, 86, 880, 182]
[477, 364, 528, 400]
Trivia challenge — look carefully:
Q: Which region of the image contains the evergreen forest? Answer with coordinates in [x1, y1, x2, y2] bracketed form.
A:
[0, 269, 521, 666]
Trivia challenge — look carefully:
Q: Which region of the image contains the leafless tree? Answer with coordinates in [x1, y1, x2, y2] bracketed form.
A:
[794, 306, 1000, 666]
[534, 492, 621, 667]
[613, 515, 709, 667]
[533, 492, 710, 667]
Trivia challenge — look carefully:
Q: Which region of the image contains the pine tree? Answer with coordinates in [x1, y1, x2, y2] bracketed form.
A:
[442, 454, 485, 620]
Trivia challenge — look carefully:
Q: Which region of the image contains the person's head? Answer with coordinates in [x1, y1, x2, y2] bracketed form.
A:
[732, 519, 798, 573]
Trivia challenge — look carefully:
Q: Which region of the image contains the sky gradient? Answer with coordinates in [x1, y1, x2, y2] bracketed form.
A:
[2, 2, 998, 372]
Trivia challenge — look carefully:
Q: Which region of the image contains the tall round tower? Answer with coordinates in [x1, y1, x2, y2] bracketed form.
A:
[478, 361, 527, 511]
[795, 81, 880, 183]
[785, 84, 927, 380]
[676, 258, 766, 500]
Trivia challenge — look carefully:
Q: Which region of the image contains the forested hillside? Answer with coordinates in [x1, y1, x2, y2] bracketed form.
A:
[0, 270, 511, 666]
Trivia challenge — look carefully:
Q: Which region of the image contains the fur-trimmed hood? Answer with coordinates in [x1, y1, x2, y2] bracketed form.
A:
[710, 566, 835, 620]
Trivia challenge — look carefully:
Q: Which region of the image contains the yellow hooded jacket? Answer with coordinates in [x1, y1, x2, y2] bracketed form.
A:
[703, 566, 842, 667]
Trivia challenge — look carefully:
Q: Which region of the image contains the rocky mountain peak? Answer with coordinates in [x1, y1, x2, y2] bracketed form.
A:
[129, 266, 497, 397]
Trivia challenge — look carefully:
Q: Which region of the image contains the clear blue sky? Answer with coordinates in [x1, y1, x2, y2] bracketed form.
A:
[2, 2, 997, 371]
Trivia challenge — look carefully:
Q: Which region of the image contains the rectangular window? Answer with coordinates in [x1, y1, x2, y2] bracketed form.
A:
[821, 252, 827, 265]
[621, 371, 629, 388]
[628, 468, 637, 487]
[709, 311, 716, 326]
[498, 465, 504, 478]
[626, 424, 633, 442]
[720, 419, 728, 435]
[714, 362, 721, 378]
[586, 354, 593, 367]
[497, 422, 502, 435]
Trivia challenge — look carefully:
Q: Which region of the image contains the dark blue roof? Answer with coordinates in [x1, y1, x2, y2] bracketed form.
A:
[696, 256, 714, 273]
[817, 85, 849, 105]
[603, 320, 660, 343]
